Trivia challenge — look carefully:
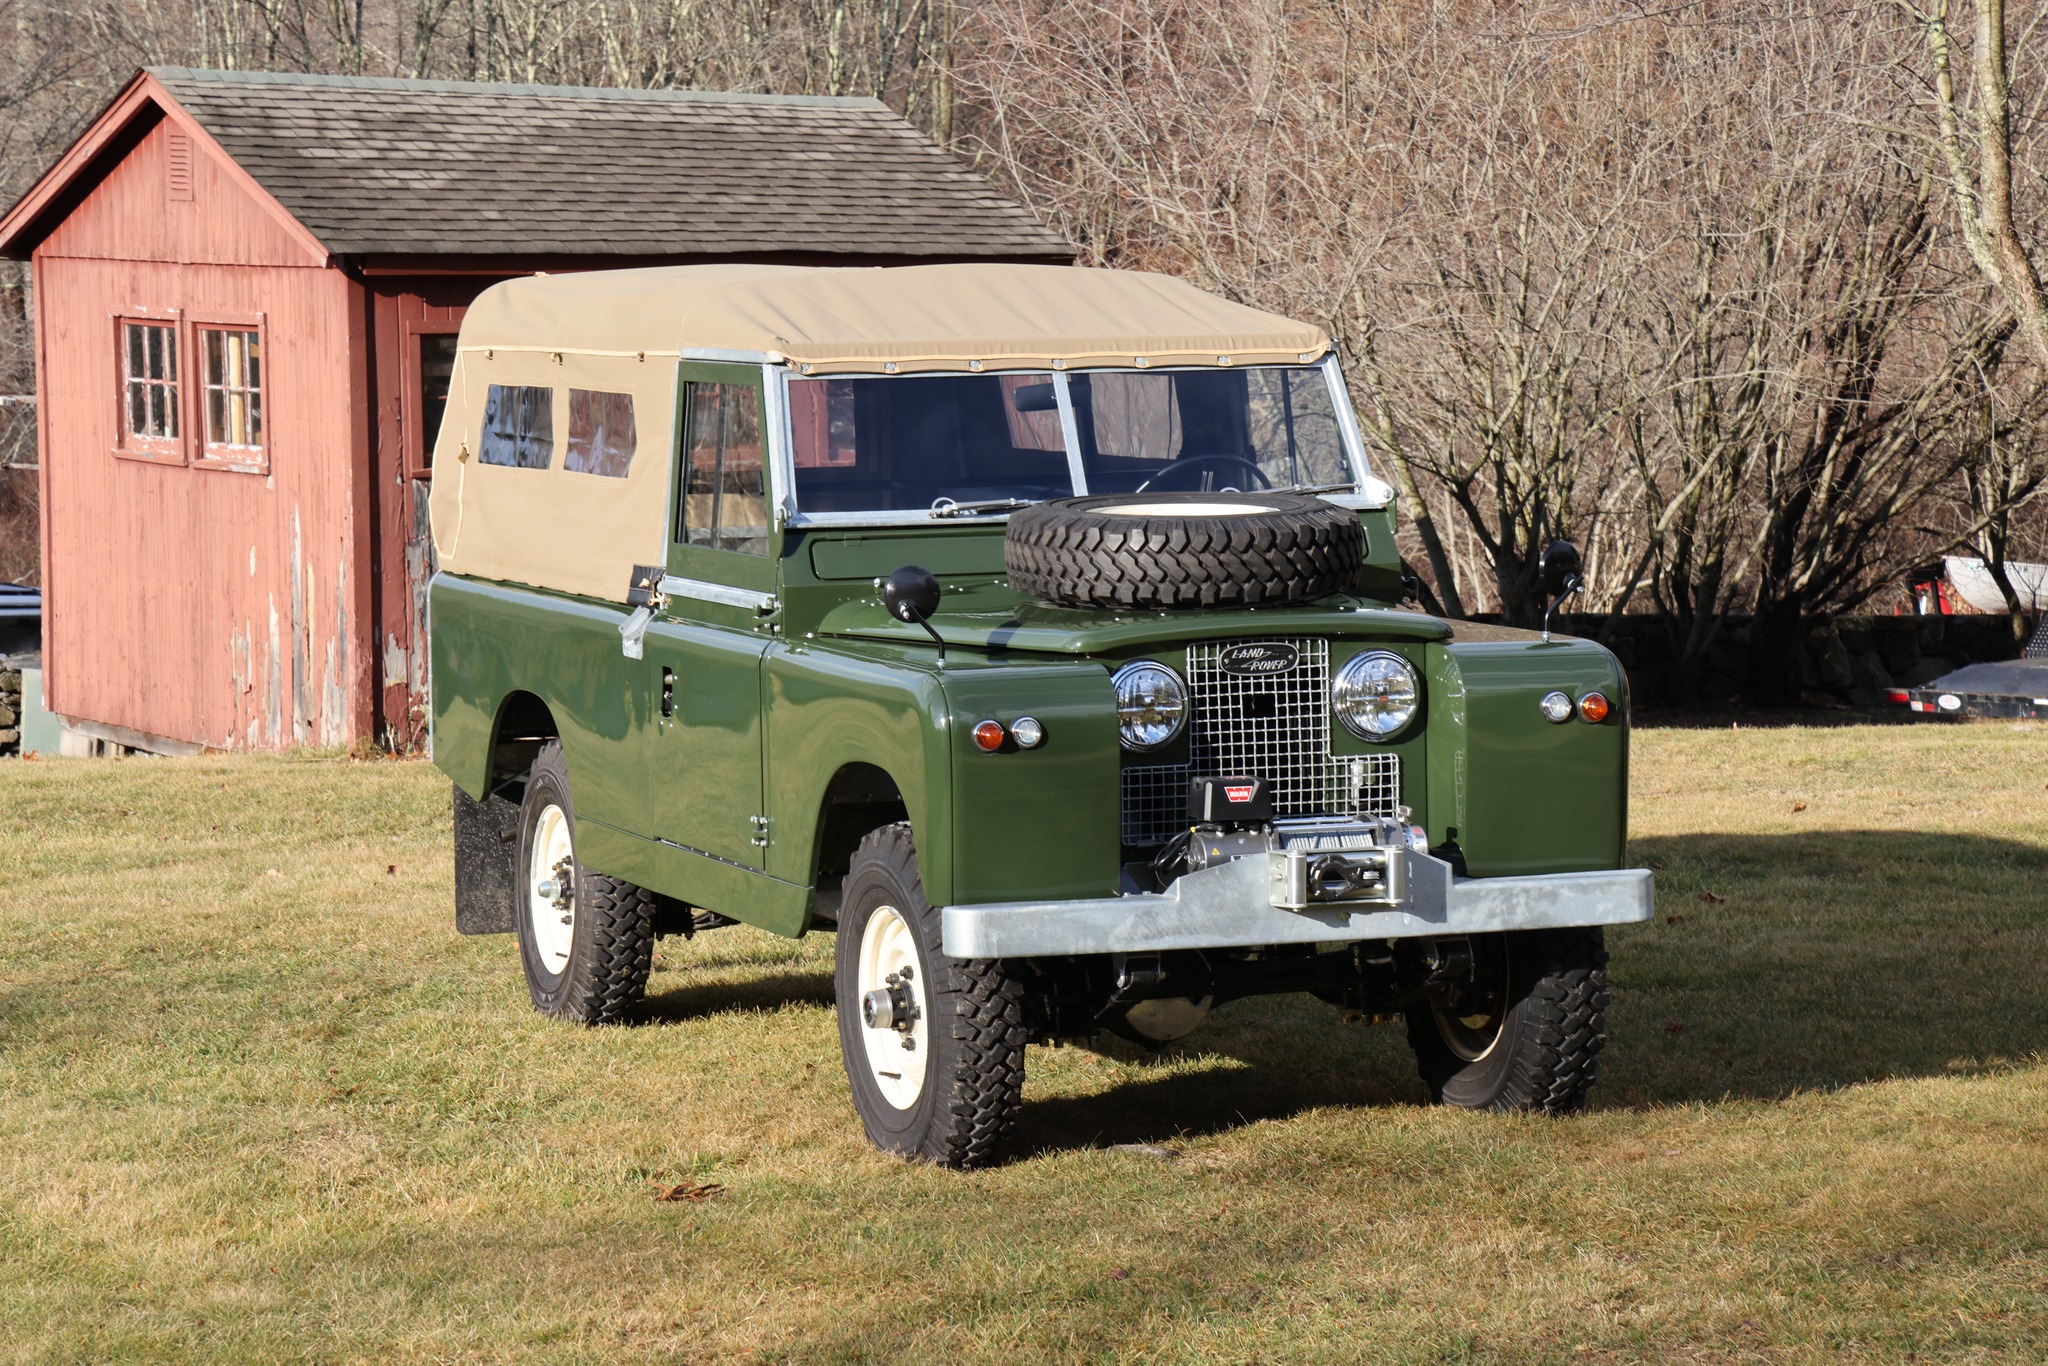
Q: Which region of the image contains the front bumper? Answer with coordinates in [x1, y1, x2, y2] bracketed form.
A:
[940, 850, 1653, 959]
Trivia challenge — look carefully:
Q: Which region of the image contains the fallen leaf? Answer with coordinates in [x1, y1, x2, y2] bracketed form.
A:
[1665, 914, 1685, 925]
[1107, 1267, 1130, 1280]
[1663, 1147, 1682, 1157]
[1698, 890, 1725, 904]
[1791, 801, 1807, 813]
[656, 1181, 726, 1204]
[1664, 1018, 1686, 1034]
[385, 864, 397, 875]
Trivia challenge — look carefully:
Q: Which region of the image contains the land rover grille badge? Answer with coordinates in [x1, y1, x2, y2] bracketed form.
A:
[1216, 641, 1300, 676]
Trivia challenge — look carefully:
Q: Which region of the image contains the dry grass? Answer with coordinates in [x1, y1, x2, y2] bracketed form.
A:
[1, 722, 2044, 1363]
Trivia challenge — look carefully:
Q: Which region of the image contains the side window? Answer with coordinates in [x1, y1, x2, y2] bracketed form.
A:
[119, 318, 182, 461]
[679, 382, 766, 555]
[196, 325, 265, 467]
[478, 384, 554, 469]
[564, 388, 636, 478]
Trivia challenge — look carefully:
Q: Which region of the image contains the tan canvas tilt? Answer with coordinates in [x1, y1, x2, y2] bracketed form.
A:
[431, 264, 1334, 603]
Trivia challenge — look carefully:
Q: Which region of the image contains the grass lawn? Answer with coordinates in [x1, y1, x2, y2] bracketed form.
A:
[1, 721, 2044, 1364]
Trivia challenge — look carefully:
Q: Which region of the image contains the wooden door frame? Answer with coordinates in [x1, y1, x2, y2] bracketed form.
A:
[401, 318, 464, 481]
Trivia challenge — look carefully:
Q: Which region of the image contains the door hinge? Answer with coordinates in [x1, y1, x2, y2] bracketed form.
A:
[749, 814, 771, 848]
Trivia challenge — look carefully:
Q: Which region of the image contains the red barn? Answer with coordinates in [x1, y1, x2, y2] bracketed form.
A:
[0, 67, 1070, 753]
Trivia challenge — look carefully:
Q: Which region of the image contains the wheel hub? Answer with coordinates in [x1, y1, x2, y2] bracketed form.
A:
[855, 905, 931, 1109]
[861, 965, 920, 1036]
[527, 804, 577, 974]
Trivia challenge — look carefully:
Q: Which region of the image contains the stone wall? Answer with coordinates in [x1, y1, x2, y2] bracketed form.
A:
[1546, 613, 2026, 710]
[0, 661, 20, 755]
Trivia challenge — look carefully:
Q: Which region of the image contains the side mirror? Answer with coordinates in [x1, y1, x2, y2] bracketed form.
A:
[1537, 540, 1583, 642]
[883, 565, 946, 666]
[1538, 540, 1583, 598]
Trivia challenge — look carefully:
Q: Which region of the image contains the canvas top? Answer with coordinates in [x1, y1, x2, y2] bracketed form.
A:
[457, 263, 1333, 373]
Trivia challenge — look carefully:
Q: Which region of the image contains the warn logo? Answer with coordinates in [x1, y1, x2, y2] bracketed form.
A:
[1225, 784, 1256, 803]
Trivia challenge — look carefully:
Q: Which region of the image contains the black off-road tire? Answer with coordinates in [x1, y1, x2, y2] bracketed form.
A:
[834, 823, 1028, 1168]
[1404, 928, 1609, 1114]
[1004, 491, 1364, 611]
[514, 740, 656, 1024]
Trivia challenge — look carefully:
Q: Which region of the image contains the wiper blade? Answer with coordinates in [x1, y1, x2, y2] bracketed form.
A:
[1277, 482, 1359, 496]
[929, 497, 1038, 519]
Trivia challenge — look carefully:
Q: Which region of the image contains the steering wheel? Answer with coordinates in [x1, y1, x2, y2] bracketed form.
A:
[1135, 454, 1272, 494]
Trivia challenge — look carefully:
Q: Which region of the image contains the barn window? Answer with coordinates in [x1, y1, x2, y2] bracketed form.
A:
[679, 382, 766, 555]
[563, 389, 635, 478]
[478, 384, 554, 469]
[117, 318, 183, 463]
[196, 326, 264, 463]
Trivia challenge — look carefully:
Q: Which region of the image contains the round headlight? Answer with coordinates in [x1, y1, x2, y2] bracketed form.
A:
[1333, 651, 1421, 741]
[1112, 661, 1188, 751]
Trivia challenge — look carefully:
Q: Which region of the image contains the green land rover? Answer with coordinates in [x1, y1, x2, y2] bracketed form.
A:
[428, 263, 1652, 1168]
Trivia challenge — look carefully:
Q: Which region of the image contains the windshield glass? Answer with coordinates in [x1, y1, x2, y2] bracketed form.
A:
[1072, 367, 1351, 494]
[788, 373, 1075, 513]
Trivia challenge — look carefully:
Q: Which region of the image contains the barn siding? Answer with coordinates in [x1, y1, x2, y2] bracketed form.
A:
[41, 116, 324, 269]
[35, 120, 363, 749]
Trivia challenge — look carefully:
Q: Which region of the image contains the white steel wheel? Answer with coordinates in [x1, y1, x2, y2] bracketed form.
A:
[526, 802, 576, 975]
[855, 903, 931, 1109]
[1429, 946, 1511, 1064]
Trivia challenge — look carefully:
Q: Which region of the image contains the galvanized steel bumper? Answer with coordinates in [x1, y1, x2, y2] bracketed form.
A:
[940, 851, 1654, 959]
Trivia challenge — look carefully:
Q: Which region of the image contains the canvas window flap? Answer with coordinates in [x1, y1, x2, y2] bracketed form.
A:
[429, 349, 677, 603]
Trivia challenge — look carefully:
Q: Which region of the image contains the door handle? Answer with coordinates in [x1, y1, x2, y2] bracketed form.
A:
[661, 666, 675, 718]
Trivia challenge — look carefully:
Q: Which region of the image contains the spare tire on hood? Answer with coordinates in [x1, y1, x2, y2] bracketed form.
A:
[1004, 491, 1364, 611]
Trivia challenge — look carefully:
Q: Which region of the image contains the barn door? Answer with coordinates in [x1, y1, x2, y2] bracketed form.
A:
[370, 283, 469, 751]
[394, 320, 459, 746]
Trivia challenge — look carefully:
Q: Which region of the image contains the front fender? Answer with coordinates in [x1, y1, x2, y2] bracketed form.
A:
[764, 641, 952, 901]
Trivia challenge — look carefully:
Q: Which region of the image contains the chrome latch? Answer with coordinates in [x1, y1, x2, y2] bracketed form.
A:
[749, 814, 771, 848]
[619, 605, 653, 660]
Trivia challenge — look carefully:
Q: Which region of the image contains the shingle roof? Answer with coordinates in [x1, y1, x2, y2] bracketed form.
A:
[145, 67, 1072, 259]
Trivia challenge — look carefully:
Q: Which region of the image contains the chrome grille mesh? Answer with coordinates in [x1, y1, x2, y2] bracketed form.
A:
[1119, 638, 1403, 846]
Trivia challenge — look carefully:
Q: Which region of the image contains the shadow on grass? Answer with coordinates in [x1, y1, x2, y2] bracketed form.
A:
[638, 969, 835, 1022]
[637, 829, 2046, 1151]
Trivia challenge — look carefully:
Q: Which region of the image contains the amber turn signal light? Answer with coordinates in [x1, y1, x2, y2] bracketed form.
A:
[1577, 692, 1611, 724]
[971, 719, 1006, 751]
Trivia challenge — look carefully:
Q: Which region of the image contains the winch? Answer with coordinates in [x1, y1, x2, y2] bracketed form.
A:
[1180, 775, 1429, 910]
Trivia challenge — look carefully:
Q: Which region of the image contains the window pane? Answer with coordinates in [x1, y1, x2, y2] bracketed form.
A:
[477, 384, 553, 469]
[205, 330, 225, 386]
[1073, 367, 1351, 494]
[787, 373, 1074, 513]
[243, 333, 260, 390]
[564, 388, 636, 478]
[718, 391, 766, 555]
[680, 383, 722, 546]
[247, 392, 262, 448]
[418, 335, 456, 462]
[127, 381, 146, 436]
[206, 389, 226, 444]
[127, 324, 144, 379]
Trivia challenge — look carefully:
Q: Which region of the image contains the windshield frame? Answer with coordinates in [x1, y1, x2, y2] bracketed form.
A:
[769, 353, 1385, 529]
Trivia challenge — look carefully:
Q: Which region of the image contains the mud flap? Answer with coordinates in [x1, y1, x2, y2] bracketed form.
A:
[454, 783, 520, 934]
